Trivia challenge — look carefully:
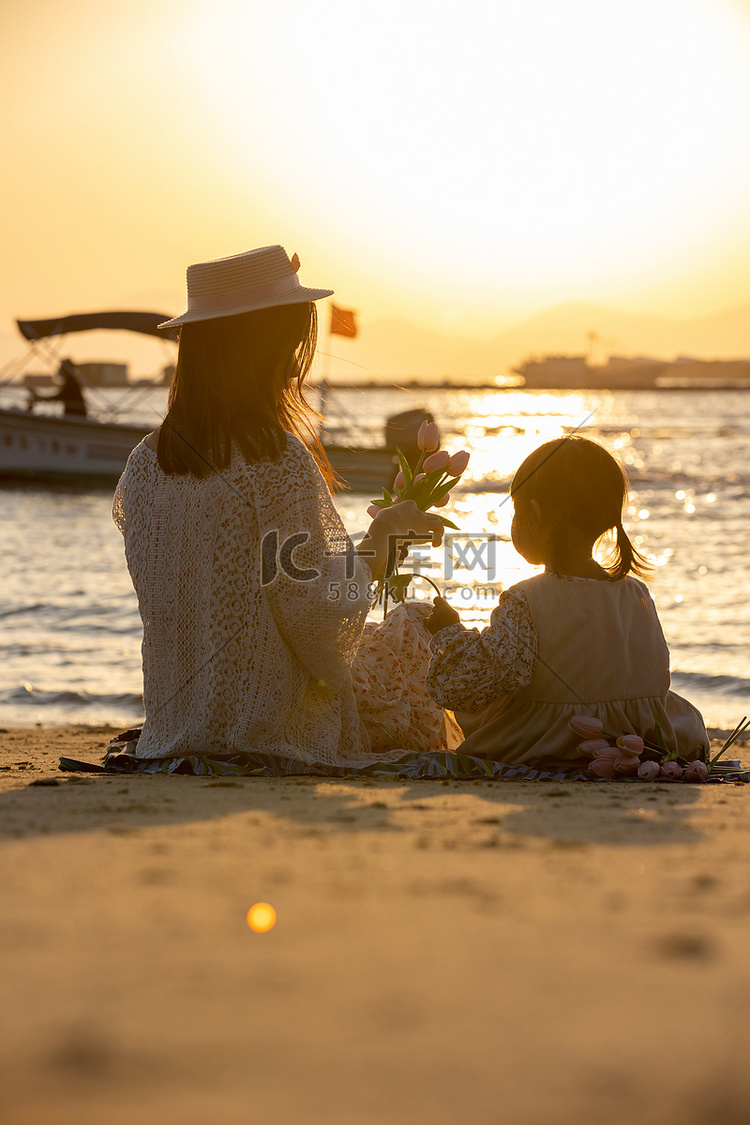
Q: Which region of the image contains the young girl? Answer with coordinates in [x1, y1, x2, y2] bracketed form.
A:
[425, 436, 709, 767]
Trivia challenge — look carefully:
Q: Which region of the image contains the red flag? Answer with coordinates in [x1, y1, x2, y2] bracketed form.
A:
[330, 304, 357, 338]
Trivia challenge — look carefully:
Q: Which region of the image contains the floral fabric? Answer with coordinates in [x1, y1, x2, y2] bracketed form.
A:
[427, 589, 537, 711]
[353, 602, 463, 753]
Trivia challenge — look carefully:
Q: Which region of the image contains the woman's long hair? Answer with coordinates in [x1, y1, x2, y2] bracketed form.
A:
[157, 301, 336, 486]
[510, 436, 652, 579]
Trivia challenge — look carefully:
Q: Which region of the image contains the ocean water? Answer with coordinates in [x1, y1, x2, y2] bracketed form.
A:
[0, 385, 748, 730]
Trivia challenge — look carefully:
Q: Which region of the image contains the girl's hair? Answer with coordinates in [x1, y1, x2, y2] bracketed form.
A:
[510, 436, 652, 579]
[157, 301, 336, 486]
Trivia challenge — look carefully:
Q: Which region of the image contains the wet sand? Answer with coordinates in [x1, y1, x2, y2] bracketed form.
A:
[1, 725, 749, 1125]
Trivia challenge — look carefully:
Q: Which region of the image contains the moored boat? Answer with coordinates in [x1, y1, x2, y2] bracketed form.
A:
[0, 404, 401, 491]
[0, 407, 151, 481]
[0, 311, 433, 492]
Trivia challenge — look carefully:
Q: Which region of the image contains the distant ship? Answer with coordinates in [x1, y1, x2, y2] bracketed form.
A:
[514, 355, 664, 389]
[514, 354, 750, 390]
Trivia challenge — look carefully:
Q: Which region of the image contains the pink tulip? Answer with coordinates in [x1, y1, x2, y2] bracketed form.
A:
[660, 761, 683, 781]
[637, 760, 661, 780]
[393, 470, 405, 490]
[590, 745, 621, 762]
[614, 754, 641, 775]
[685, 760, 708, 782]
[414, 473, 426, 483]
[367, 504, 381, 519]
[434, 492, 451, 507]
[589, 758, 617, 778]
[616, 734, 645, 756]
[569, 715, 603, 738]
[577, 738, 612, 759]
[423, 450, 450, 473]
[447, 449, 471, 476]
[417, 421, 439, 452]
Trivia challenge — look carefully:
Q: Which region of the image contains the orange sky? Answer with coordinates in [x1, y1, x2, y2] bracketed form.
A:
[3, 0, 750, 376]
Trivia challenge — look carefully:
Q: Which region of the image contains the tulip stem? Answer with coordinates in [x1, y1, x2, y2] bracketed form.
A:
[417, 574, 443, 597]
[709, 715, 749, 766]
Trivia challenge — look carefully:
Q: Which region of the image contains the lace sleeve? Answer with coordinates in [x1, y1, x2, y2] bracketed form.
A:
[251, 434, 373, 693]
[112, 478, 125, 534]
[425, 589, 536, 711]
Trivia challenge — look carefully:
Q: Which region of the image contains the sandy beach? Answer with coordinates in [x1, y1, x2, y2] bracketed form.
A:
[1, 725, 749, 1125]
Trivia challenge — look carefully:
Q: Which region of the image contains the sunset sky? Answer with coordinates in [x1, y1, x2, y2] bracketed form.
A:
[2, 0, 750, 376]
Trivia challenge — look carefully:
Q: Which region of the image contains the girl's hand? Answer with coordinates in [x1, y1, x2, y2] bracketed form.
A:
[426, 595, 461, 635]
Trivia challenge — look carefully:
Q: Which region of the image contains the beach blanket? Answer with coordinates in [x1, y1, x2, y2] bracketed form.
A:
[57, 730, 749, 783]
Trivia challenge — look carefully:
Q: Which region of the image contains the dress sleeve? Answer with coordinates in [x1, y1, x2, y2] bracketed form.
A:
[250, 434, 373, 693]
[425, 589, 536, 711]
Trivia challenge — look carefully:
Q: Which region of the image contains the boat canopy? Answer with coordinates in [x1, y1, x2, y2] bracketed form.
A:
[16, 312, 178, 342]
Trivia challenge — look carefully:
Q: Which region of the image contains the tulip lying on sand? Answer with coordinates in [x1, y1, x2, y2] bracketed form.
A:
[569, 715, 604, 739]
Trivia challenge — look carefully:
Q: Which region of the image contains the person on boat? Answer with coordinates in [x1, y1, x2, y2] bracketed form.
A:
[29, 358, 87, 417]
[112, 244, 458, 771]
[425, 436, 709, 769]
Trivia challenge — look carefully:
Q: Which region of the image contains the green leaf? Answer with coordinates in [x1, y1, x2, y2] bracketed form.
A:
[380, 488, 394, 506]
[407, 470, 445, 508]
[693, 742, 709, 765]
[387, 573, 412, 590]
[436, 514, 460, 530]
[395, 447, 414, 488]
[654, 722, 669, 752]
[652, 722, 679, 762]
[423, 475, 462, 509]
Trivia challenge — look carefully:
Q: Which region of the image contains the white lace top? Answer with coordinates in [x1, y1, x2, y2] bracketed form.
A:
[112, 433, 376, 766]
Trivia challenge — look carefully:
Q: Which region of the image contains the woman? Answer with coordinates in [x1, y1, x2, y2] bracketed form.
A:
[113, 244, 449, 771]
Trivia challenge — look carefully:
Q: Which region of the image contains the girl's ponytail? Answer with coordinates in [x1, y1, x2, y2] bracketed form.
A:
[610, 521, 652, 579]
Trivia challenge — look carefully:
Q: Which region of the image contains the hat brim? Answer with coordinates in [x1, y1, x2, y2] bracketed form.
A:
[158, 286, 334, 330]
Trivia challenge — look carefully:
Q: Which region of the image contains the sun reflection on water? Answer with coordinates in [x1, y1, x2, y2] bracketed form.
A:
[1, 386, 747, 728]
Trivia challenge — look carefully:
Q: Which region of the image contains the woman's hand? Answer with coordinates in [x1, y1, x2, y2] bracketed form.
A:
[372, 498, 444, 546]
[357, 499, 444, 578]
[426, 595, 461, 635]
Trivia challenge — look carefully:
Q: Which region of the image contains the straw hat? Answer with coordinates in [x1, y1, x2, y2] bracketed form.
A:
[158, 245, 333, 329]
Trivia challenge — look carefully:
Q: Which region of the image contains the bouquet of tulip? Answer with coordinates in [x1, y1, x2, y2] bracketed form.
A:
[368, 420, 471, 608]
[569, 714, 750, 782]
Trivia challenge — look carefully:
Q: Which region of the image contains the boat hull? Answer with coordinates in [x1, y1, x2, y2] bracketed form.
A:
[0, 408, 397, 493]
[325, 445, 397, 493]
[0, 408, 149, 480]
